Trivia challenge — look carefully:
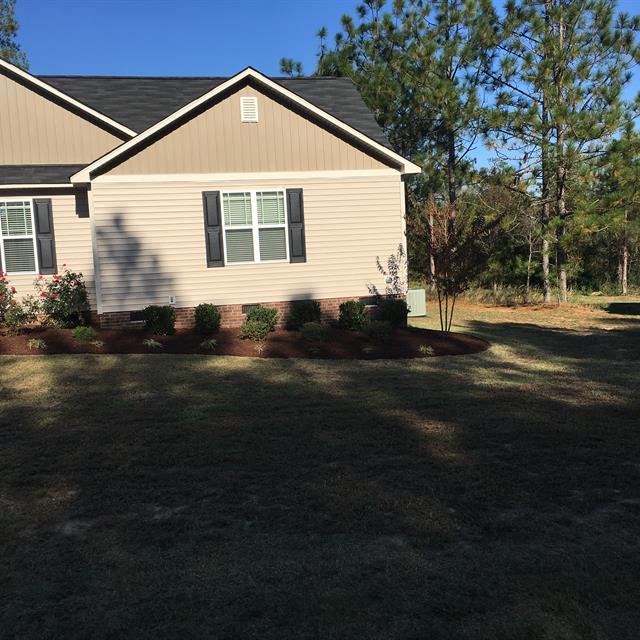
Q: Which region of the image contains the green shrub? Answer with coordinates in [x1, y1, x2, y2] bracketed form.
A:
[376, 298, 409, 328]
[143, 305, 176, 335]
[286, 300, 321, 330]
[418, 344, 436, 357]
[245, 305, 279, 331]
[27, 338, 47, 351]
[195, 303, 221, 335]
[240, 319, 271, 341]
[363, 319, 392, 342]
[299, 321, 331, 342]
[4, 303, 33, 335]
[72, 325, 98, 341]
[338, 300, 367, 330]
[34, 268, 88, 327]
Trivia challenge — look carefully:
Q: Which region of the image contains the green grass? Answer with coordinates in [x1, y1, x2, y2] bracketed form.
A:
[1, 302, 640, 639]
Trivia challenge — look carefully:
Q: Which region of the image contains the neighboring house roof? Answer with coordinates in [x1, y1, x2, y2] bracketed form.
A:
[72, 67, 421, 182]
[40, 75, 391, 148]
[0, 164, 85, 187]
[0, 59, 135, 139]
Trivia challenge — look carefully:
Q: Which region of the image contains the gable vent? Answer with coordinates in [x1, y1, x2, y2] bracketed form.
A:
[240, 96, 259, 123]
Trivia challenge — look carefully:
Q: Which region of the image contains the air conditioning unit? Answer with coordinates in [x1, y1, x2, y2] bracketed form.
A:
[406, 288, 426, 317]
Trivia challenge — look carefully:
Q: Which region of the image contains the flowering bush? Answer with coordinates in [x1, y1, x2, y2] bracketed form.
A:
[33, 267, 88, 328]
[0, 273, 17, 320]
[4, 302, 34, 335]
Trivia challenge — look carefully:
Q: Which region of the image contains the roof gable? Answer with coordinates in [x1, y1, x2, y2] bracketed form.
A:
[40, 75, 390, 147]
[72, 67, 420, 182]
[106, 83, 390, 176]
[0, 58, 135, 139]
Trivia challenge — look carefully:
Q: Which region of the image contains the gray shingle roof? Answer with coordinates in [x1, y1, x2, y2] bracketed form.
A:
[0, 164, 85, 185]
[38, 75, 389, 147]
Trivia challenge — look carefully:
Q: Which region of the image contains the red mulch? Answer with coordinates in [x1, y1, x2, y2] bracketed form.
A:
[0, 325, 489, 359]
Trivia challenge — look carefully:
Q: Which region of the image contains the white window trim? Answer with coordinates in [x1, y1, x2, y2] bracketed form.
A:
[221, 189, 289, 265]
[0, 198, 39, 276]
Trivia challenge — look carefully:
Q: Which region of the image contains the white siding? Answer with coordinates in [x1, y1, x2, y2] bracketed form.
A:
[91, 174, 404, 313]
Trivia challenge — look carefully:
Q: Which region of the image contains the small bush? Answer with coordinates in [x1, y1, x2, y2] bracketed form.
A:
[143, 338, 164, 350]
[286, 300, 321, 330]
[34, 268, 88, 327]
[338, 300, 367, 330]
[89, 339, 105, 349]
[72, 325, 98, 341]
[245, 305, 279, 332]
[143, 305, 176, 335]
[254, 342, 266, 355]
[363, 319, 392, 342]
[418, 344, 436, 357]
[199, 338, 218, 351]
[240, 319, 271, 341]
[299, 321, 331, 342]
[27, 338, 47, 351]
[195, 303, 221, 335]
[377, 298, 409, 328]
[4, 303, 33, 335]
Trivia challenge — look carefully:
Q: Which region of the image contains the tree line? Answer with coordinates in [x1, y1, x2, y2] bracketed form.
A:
[282, 0, 640, 301]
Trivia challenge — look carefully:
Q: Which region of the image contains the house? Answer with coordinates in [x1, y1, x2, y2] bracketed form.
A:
[0, 59, 420, 328]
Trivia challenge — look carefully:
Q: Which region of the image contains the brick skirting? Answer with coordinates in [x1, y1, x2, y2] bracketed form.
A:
[97, 296, 376, 330]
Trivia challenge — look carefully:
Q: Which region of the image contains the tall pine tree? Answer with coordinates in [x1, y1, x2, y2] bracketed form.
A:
[487, 0, 640, 302]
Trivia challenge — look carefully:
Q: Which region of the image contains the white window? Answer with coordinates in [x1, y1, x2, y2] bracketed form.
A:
[222, 190, 288, 264]
[0, 200, 38, 274]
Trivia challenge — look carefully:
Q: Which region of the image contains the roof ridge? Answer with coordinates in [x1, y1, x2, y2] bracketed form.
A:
[37, 74, 349, 81]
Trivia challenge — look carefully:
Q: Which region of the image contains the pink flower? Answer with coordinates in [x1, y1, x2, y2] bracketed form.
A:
[10, 287, 16, 293]
[10, 299, 16, 305]
[39, 292, 47, 298]
[50, 294, 57, 300]
[37, 275, 44, 280]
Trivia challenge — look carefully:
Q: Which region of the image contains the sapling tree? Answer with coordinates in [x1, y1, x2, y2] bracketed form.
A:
[413, 197, 497, 332]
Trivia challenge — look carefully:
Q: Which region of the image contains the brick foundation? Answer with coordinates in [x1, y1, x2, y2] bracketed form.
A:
[97, 296, 377, 330]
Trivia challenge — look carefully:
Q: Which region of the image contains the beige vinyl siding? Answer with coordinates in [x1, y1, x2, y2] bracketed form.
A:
[109, 85, 389, 175]
[91, 174, 404, 313]
[0, 71, 122, 164]
[3, 192, 96, 307]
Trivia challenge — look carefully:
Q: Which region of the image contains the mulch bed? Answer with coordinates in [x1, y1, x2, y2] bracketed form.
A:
[0, 325, 489, 359]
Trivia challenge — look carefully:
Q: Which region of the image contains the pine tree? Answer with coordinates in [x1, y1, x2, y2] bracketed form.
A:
[488, 0, 640, 302]
[0, 0, 27, 69]
[597, 123, 640, 295]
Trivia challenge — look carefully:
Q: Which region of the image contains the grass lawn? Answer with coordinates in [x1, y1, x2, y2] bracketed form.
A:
[2, 301, 640, 639]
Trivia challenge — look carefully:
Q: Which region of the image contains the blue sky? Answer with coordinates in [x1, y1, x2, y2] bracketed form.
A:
[15, 0, 355, 77]
[13, 0, 640, 167]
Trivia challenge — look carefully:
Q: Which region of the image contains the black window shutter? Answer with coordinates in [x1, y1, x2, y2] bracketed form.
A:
[34, 199, 57, 274]
[202, 191, 224, 268]
[286, 188, 306, 263]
